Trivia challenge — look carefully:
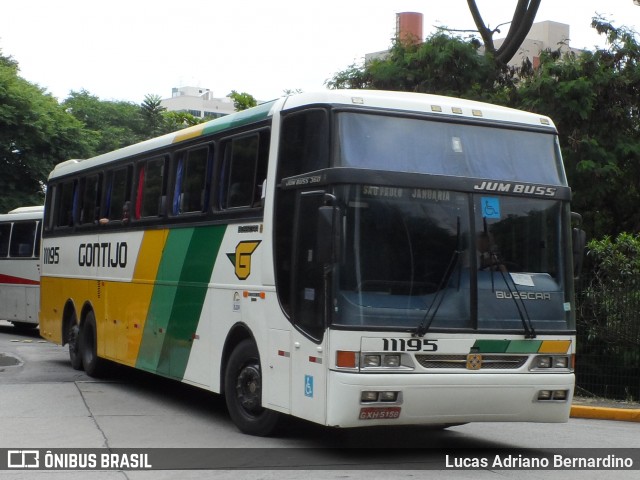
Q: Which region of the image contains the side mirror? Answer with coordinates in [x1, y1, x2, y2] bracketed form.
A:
[316, 205, 340, 264]
[571, 212, 586, 280]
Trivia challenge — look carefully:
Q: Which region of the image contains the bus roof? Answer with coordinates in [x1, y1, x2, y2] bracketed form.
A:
[49, 90, 556, 180]
[281, 90, 556, 129]
[1, 206, 44, 221]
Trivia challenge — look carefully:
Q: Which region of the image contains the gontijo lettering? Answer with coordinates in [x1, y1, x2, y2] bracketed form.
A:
[78, 242, 128, 268]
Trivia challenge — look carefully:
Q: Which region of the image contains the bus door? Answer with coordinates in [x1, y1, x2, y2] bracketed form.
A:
[289, 190, 334, 424]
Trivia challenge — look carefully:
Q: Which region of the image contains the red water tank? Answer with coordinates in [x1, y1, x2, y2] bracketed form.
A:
[396, 12, 424, 44]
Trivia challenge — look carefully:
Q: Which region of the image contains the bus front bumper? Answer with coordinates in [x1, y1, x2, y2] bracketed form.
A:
[326, 371, 574, 428]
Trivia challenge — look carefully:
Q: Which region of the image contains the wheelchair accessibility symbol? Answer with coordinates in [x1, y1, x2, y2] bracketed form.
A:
[481, 197, 501, 219]
[304, 375, 314, 398]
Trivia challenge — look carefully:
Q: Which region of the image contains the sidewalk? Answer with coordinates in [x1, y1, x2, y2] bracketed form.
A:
[571, 396, 640, 422]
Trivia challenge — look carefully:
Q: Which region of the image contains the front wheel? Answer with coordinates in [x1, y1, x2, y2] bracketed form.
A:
[224, 339, 279, 436]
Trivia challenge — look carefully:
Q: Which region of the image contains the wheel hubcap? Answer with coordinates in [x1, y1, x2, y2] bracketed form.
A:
[236, 363, 262, 413]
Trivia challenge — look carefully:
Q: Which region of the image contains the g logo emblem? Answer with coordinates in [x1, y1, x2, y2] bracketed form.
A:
[227, 241, 261, 280]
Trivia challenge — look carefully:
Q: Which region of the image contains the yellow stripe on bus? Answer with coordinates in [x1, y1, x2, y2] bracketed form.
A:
[538, 340, 571, 354]
[110, 230, 169, 366]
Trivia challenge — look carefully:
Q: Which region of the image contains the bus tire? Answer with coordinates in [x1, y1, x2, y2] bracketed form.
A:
[79, 311, 107, 377]
[68, 321, 83, 371]
[224, 339, 279, 436]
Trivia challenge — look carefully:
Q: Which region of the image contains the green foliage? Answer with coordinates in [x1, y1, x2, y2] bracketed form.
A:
[161, 110, 205, 132]
[511, 19, 640, 237]
[327, 33, 513, 101]
[0, 51, 90, 212]
[579, 233, 640, 346]
[577, 233, 640, 399]
[140, 94, 167, 137]
[227, 90, 257, 111]
[62, 90, 147, 156]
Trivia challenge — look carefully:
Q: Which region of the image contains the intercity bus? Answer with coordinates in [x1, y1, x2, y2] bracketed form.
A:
[0, 206, 43, 329]
[39, 90, 579, 435]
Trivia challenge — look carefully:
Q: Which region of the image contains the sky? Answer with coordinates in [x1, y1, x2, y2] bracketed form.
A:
[0, 1, 638, 104]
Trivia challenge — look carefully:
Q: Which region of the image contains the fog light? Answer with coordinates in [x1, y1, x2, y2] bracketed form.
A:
[361, 391, 379, 402]
[383, 355, 401, 368]
[553, 390, 568, 401]
[536, 356, 552, 368]
[553, 356, 569, 368]
[363, 355, 381, 368]
[538, 390, 552, 400]
[379, 391, 398, 402]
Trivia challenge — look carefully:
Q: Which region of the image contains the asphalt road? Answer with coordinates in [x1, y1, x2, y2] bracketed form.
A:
[1, 320, 639, 479]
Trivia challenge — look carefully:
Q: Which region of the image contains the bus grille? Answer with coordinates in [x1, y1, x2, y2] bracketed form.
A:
[415, 354, 528, 370]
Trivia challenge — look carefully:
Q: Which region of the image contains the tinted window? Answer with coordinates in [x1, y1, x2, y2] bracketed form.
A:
[10, 221, 37, 257]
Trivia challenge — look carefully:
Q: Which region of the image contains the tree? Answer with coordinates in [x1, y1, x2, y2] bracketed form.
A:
[227, 90, 257, 111]
[511, 19, 640, 236]
[161, 110, 205, 132]
[0, 52, 90, 211]
[141, 94, 166, 137]
[467, 0, 541, 65]
[62, 90, 147, 156]
[327, 32, 512, 101]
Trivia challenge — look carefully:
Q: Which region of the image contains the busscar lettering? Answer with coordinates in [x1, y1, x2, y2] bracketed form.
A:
[78, 242, 127, 268]
[473, 181, 556, 197]
[495, 291, 551, 301]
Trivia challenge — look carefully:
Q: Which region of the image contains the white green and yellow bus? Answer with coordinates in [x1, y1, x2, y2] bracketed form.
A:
[40, 90, 580, 435]
[0, 206, 43, 329]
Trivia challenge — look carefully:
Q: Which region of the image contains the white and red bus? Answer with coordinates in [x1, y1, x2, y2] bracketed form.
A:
[0, 206, 43, 329]
[40, 91, 579, 435]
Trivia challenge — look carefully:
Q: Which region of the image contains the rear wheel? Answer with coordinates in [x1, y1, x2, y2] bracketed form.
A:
[67, 314, 82, 371]
[224, 339, 279, 436]
[79, 311, 107, 377]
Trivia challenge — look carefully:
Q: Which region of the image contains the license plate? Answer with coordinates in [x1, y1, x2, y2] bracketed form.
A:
[359, 407, 401, 420]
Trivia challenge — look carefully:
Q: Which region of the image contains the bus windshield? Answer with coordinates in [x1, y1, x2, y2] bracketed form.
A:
[333, 185, 572, 333]
[335, 112, 565, 185]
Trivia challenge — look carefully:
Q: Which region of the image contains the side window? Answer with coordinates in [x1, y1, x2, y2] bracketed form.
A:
[103, 166, 132, 224]
[56, 180, 77, 228]
[278, 109, 329, 180]
[9, 221, 36, 257]
[79, 174, 102, 225]
[220, 131, 269, 209]
[172, 146, 210, 215]
[135, 157, 166, 219]
[0, 224, 10, 257]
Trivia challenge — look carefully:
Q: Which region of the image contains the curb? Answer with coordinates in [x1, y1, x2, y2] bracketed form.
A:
[570, 405, 640, 422]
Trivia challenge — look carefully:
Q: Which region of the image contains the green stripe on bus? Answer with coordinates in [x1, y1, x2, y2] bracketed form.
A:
[472, 340, 509, 353]
[136, 225, 226, 376]
[159, 225, 226, 379]
[201, 101, 275, 137]
[505, 340, 543, 353]
[472, 339, 544, 353]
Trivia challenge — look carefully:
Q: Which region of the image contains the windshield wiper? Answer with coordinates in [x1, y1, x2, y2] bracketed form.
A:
[480, 218, 536, 339]
[414, 217, 461, 338]
[487, 249, 537, 339]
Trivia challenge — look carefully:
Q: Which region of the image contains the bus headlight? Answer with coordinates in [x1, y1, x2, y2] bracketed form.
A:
[553, 356, 569, 368]
[363, 355, 381, 368]
[531, 355, 571, 370]
[382, 355, 401, 368]
[536, 356, 552, 368]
